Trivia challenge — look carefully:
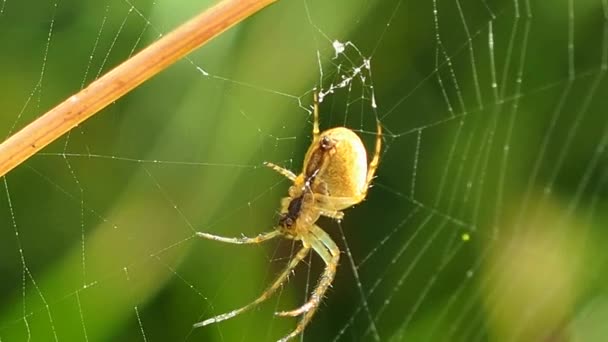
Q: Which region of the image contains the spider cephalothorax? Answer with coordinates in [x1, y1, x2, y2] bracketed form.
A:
[278, 194, 305, 238]
[279, 195, 303, 228]
[195, 91, 382, 342]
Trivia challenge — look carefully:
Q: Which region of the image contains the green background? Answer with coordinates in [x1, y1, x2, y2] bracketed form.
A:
[1, 0, 607, 341]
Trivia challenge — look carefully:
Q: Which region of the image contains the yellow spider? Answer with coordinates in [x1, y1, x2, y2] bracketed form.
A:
[194, 92, 382, 342]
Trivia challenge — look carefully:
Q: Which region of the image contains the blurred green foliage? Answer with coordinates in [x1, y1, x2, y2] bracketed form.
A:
[0, 0, 607, 341]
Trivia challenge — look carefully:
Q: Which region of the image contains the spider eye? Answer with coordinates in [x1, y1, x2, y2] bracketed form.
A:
[279, 215, 294, 227]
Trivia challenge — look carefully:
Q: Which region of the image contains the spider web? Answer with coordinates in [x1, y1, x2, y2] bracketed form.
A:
[1, 0, 607, 341]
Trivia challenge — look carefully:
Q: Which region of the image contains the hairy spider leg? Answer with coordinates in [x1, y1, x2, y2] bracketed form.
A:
[264, 162, 297, 181]
[304, 234, 332, 264]
[315, 207, 344, 221]
[276, 226, 340, 342]
[313, 91, 320, 141]
[276, 226, 339, 317]
[196, 230, 281, 244]
[193, 246, 310, 328]
[313, 194, 366, 214]
[365, 120, 383, 191]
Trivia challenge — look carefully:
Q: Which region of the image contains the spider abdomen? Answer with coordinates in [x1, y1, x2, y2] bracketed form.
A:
[305, 127, 368, 200]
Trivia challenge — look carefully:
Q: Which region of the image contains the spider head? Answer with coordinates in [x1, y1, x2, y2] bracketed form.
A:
[278, 215, 294, 228]
[279, 195, 303, 230]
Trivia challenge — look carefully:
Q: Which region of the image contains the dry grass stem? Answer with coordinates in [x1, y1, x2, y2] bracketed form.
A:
[0, 0, 279, 177]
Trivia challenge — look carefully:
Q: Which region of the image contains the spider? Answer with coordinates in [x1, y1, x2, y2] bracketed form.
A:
[194, 91, 382, 342]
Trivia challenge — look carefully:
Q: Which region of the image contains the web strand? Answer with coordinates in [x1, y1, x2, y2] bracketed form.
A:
[1, 1, 607, 341]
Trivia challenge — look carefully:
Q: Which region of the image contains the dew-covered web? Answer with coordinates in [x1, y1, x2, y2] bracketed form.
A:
[1, 0, 608, 341]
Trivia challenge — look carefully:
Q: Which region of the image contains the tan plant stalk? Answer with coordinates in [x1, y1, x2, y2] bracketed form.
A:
[0, 0, 279, 177]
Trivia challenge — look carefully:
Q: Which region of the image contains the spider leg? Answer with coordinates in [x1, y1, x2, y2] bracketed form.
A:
[314, 193, 364, 211]
[196, 230, 281, 244]
[365, 120, 382, 189]
[193, 246, 310, 328]
[311, 225, 341, 258]
[275, 227, 339, 342]
[304, 232, 332, 264]
[316, 208, 344, 221]
[276, 226, 339, 317]
[264, 162, 297, 181]
[312, 91, 320, 141]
